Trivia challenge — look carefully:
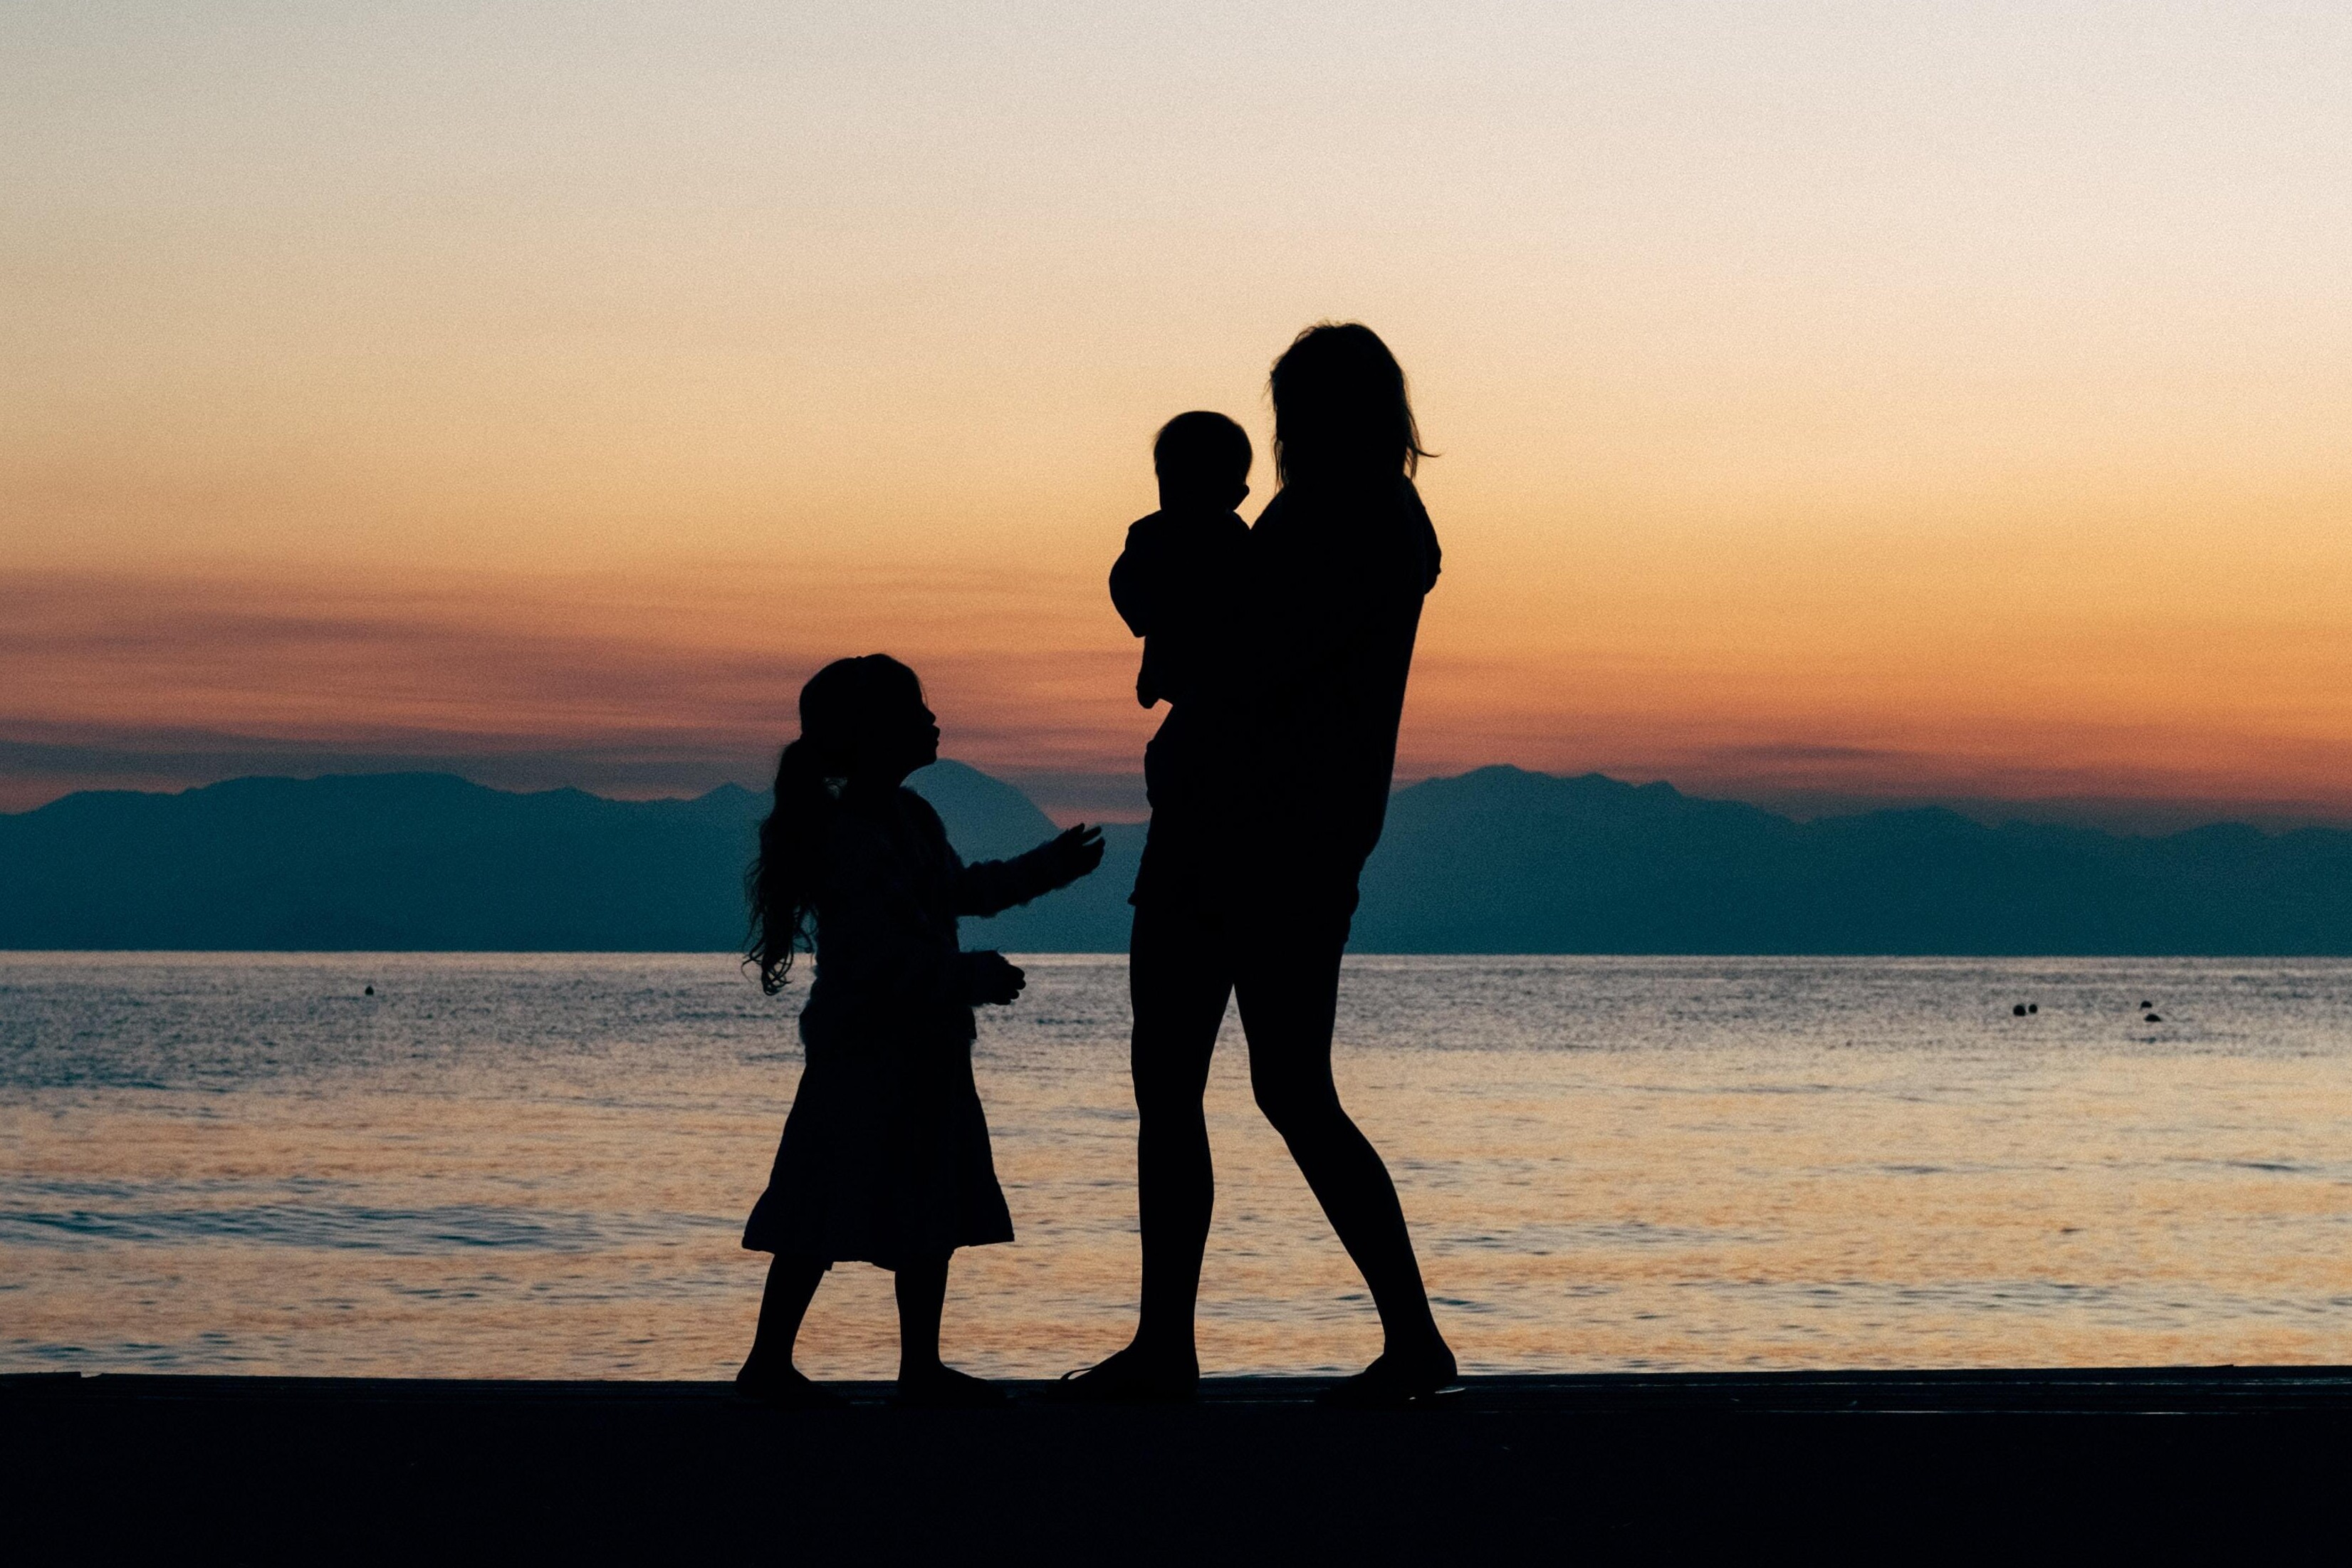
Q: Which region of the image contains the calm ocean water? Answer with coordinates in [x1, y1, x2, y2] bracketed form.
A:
[3, 952, 2348, 1379]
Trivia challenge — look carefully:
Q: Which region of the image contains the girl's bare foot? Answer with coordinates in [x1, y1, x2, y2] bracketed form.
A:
[735, 1361, 846, 1408]
[893, 1364, 1005, 1408]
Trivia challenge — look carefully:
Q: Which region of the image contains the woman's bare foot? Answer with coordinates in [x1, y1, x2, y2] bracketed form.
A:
[893, 1364, 1005, 1408]
[1316, 1342, 1460, 1409]
[735, 1361, 846, 1409]
[1042, 1342, 1201, 1404]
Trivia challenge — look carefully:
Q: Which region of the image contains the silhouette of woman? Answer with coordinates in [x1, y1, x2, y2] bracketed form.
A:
[1072, 323, 1456, 1405]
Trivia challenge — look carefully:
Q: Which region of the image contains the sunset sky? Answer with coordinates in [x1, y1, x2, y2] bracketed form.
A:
[7, 3, 2349, 825]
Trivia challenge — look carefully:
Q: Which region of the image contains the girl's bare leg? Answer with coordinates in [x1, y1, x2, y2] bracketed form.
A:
[893, 1252, 1002, 1405]
[738, 1255, 835, 1404]
[894, 1253, 948, 1376]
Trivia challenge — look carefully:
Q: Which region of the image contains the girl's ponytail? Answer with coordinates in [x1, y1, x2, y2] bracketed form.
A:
[746, 736, 837, 994]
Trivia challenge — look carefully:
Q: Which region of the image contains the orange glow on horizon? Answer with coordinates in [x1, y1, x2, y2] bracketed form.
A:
[6, 6, 2349, 823]
[8, 529, 2350, 827]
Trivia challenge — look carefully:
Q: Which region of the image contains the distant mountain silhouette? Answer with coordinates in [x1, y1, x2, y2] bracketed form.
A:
[0, 763, 1139, 953]
[1352, 766, 2352, 953]
[2, 763, 2346, 953]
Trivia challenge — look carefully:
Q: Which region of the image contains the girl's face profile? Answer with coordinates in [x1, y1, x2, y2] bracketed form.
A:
[906, 701, 941, 770]
[856, 694, 939, 779]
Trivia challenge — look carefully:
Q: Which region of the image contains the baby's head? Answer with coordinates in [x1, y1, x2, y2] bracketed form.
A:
[1153, 411, 1252, 513]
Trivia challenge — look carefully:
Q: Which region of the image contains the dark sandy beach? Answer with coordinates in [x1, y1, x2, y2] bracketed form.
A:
[7, 1367, 2346, 1557]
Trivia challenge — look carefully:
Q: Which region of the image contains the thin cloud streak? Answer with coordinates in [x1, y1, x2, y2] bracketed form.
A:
[1, 566, 1155, 810]
[11, 567, 2352, 829]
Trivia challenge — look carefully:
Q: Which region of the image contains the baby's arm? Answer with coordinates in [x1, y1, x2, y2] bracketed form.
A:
[1109, 513, 1171, 639]
[1142, 523, 1248, 710]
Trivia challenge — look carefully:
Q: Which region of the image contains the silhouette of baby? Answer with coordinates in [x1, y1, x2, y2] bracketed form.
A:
[1109, 410, 1252, 711]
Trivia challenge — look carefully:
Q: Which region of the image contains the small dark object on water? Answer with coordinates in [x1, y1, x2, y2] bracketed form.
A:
[2138, 1000, 2152, 1008]
[2028, 1003, 2037, 1014]
[2012, 1004, 2027, 1016]
[365, 985, 374, 996]
[2144, 1011, 2163, 1023]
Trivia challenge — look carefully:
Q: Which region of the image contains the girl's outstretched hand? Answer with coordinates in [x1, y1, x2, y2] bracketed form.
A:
[964, 950, 1026, 1006]
[1041, 824, 1107, 889]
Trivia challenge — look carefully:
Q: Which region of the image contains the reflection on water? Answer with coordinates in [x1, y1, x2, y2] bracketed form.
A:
[3, 952, 2349, 1379]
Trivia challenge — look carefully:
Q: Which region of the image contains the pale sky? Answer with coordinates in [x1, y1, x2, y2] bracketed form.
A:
[6, 2, 2349, 822]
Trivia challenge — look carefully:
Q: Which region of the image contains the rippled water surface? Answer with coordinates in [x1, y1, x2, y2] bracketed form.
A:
[4, 952, 2349, 1378]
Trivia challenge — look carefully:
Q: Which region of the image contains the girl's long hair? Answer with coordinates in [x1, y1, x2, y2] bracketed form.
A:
[746, 654, 921, 995]
[1270, 321, 1431, 486]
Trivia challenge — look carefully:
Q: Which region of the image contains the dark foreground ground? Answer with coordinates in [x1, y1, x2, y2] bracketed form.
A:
[7, 1366, 2349, 1559]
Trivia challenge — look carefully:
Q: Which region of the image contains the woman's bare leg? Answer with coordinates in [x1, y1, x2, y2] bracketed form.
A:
[1237, 925, 1453, 1388]
[1129, 903, 1231, 1371]
[1055, 903, 1229, 1400]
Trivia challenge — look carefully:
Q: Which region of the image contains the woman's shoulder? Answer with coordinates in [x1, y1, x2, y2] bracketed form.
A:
[1361, 476, 1438, 585]
[1260, 473, 1421, 523]
[1254, 476, 1436, 585]
[1400, 477, 1441, 590]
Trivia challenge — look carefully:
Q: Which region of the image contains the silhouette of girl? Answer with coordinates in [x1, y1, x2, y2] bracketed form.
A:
[1072, 323, 1457, 1406]
[737, 654, 1102, 1406]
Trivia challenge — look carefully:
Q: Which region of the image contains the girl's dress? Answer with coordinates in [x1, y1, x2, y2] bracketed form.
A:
[743, 784, 1065, 1269]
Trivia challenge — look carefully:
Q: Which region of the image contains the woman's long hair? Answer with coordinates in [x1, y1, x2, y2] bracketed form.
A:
[1269, 322, 1431, 486]
[746, 654, 923, 995]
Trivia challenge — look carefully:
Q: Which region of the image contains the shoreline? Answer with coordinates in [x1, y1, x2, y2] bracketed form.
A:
[11, 1367, 2347, 1552]
[13, 1361, 2352, 1410]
